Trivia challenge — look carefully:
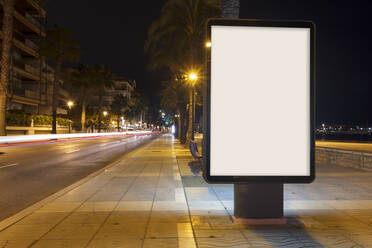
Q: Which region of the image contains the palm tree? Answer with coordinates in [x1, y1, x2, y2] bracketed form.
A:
[39, 25, 80, 134]
[111, 94, 130, 131]
[145, 0, 220, 143]
[0, 0, 15, 136]
[93, 65, 114, 133]
[222, 0, 240, 18]
[160, 74, 189, 141]
[70, 65, 98, 132]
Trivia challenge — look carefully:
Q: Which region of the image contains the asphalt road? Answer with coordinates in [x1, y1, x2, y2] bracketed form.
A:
[316, 140, 372, 153]
[0, 134, 158, 221]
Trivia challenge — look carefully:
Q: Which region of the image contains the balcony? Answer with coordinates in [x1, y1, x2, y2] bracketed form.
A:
[11, 86, 44, 106]
[0, 31, 38, 57]
[13, 59, 40, 81]
[14, 10, 46, 37]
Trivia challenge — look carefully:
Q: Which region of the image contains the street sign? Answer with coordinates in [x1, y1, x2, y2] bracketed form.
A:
[203, 19, 315, 183]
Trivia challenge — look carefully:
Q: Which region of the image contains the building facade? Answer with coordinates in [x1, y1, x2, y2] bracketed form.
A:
[0, 0, 68, 115]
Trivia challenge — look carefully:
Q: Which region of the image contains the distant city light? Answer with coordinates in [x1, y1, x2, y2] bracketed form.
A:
[171, 125, 175, 134]
[103, 111, 108, 116]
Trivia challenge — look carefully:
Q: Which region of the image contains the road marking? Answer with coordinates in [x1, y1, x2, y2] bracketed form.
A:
[99, 144, 107, 147]
[65, 149, 80, 154]
[0, 163, 18, 169]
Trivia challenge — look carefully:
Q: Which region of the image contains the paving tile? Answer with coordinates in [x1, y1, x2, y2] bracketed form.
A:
[31, 239, 89, 248]
[149, 211, 190, 223]
[86, 238, 143, 248]
[62, 211, 109, 224]
[94, 222, 147, 239]
[115, 201, 152, 211]
[0, 224, 53, 240]
[35, 202, 81, 213]
[152, 201, 188, 211]
[146, 222, 193, 238]
[42, 223, 100, 240]
[143, 238, 178, 248]
[76, 201, 118, 212]
[17, 212, 68, 225]
[196, 236, 251, 248]
[0, 239, 36, 248]
[107, 211, 150, 224]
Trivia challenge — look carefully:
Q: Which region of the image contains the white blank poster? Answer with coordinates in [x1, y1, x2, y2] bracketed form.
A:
[210, 25, 310, 176]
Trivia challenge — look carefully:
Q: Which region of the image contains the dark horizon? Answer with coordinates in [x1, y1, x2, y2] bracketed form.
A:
[45, 0, 372, 125]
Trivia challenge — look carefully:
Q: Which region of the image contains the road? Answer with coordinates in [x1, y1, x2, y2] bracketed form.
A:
[316, 140, 372, 153]
[0, 134, 157, 221]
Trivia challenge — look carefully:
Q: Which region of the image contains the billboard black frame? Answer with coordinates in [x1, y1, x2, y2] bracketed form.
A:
[203, 19, 316, 184]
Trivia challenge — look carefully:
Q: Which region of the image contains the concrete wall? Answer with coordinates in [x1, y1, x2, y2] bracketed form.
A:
[6, 126, 69, 135]
[316, 147, 372, 171]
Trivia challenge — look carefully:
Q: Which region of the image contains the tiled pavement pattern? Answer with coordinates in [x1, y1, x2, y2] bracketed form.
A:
[1, 135, 372, 247]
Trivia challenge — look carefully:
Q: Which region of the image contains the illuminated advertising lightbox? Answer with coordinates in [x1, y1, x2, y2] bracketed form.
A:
[203, 19, 315, 183]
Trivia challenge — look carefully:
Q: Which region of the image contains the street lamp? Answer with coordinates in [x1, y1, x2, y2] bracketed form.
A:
[67, 100, 74, 133]
[189, 73, 198, 81]
[188, 72, 198, 141]
[103, 111, 108, 117]
[205, 41, 212, 48]
[67, 100, 74, 109]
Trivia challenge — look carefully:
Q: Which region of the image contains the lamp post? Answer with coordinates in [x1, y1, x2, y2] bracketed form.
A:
[67, 101, 74, 133]
[102, 111, 108, 132]
[188, 73, 198, 141]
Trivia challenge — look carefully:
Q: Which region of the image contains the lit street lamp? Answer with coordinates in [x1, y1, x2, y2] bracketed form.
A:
[67, 100, 74, 109]
[103, 111, 108, 117]
[205, 41, 211, 48]
[67, 100, 74, 133]
[188, 72, 198, 140]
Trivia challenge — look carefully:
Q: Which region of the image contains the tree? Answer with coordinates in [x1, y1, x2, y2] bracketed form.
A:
[160, 74, 189, 141]
[70, 65, 98, 132]
[111, 94, 130, 131]
[145, 0, 220, 143]
[93, 65, 114, 133]
[39, 25, 80, 134]
[0, 0, 15, 136]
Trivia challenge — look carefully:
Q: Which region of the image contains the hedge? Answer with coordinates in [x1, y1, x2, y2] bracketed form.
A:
[6, 110, 70, 127]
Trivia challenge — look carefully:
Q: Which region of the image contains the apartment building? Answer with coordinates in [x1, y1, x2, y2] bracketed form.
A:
[104, 77, 136, 106]
[0, 0, 68, 115]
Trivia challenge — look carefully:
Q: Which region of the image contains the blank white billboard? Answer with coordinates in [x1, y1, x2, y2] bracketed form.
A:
[210, 25, 311, 177]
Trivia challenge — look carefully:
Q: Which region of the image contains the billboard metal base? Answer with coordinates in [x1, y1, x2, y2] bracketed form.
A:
[234, 183, 284, 220]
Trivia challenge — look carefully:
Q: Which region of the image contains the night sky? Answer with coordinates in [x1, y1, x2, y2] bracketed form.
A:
[45, 0, 372, 126]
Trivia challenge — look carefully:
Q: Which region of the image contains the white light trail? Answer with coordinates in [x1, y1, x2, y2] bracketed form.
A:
[0, 131, 155, 144]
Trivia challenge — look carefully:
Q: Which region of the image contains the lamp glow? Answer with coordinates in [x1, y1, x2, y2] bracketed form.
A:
[189, 73, 198, 80]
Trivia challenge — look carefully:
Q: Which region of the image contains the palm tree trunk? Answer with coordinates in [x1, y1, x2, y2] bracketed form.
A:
[0, 0, 15, 136]
[222, 0, 240, 18]
[52, 57, 62, 134]
[81, 90, 86, 132]
[177, 110, 181, 139]
[186, 87, 193, 142]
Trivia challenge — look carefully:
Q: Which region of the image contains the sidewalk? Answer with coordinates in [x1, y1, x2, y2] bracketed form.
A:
[1, 134, 372, 247]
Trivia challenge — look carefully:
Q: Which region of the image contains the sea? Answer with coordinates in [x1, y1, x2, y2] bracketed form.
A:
[316, 133, 372, 143]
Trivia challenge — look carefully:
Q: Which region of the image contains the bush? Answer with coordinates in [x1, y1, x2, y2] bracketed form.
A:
[56, 117, 70, 126]
[6, 110, 32, 126]
[33, 115, 52, 126]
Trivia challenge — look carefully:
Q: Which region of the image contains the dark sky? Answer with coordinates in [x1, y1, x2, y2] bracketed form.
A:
[45, 0, 372, 126]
